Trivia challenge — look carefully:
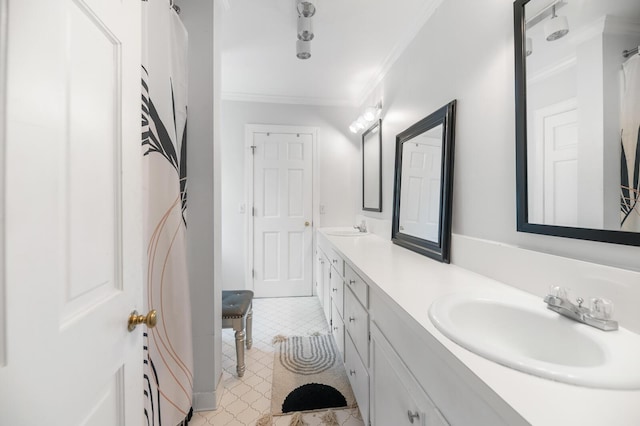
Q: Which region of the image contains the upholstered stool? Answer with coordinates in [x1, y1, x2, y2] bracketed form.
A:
[221, 290, 254, 377]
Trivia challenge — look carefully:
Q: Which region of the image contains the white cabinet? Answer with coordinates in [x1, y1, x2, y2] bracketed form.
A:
[329, 265, 344, 319]
[344, 287, 368, 366]
[371, 323, 449, 426]
[345, 333, 370, 426]
[331, 299, 345, 361]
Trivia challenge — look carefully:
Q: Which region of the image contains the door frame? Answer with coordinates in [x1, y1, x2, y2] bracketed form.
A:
[0, 0, 6, 366]
[244, 124, 319, 293]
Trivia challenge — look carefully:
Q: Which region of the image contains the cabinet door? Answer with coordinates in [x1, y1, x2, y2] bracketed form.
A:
[344, 288, 369, 366]
[371, 323, 449, 426]
[322, 253, 331, 325]
[331, 300, 345, 361]
[330, 266, 344, 318]
[315, 251, 324, 301]
[345, 333, 370, 426]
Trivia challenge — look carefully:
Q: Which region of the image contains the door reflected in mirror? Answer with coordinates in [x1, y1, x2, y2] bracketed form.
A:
[362, 120, 382, 212]
[399, 124, 443, 242]
[392, 101, 456, 263]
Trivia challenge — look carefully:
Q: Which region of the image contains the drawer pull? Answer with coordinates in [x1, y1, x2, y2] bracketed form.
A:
[349, 369, 356, 376]
[349, 279, 356, 285]
[333, 326, 338, 331]
[407, 411, 420, 424]
[349, 316, 355, 322]
[332, 259, 338, 264]
[332, 288, 338, 293]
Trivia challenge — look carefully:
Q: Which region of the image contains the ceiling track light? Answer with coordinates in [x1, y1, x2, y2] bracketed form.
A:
[295, 0, 315, 59]
[544, 4, 569, 41]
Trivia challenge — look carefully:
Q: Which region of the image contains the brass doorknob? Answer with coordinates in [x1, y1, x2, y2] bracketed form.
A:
[305, 221, 310, 227]
[128, 309, 157, 332]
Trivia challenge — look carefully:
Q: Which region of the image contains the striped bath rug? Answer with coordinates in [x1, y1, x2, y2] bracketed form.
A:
[270, 334, 356, 416]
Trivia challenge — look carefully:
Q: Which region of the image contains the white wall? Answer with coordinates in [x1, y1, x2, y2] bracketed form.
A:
[180, 0, 222, 411]
[358, 0, 640, 278]
[220, 100, 359, 290]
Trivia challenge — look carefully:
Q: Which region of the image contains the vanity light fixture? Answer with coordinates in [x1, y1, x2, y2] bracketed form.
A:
[297, 16, 313, 41]
[296, 40, 311, 59]
[297, 0, 315, 17]
[349, 103, 382, 134]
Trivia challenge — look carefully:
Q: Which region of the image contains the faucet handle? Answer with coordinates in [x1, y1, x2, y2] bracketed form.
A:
[548, 285, 569, 299]
[590, 298, 614, 320]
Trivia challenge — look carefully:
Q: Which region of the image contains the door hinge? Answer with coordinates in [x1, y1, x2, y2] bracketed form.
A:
[252, 207, 256, 217]
[329, 270, 332, 279]
[368, 331, 371, 342]
[250, 145, 256, 154]
[252, 269, 255, 278]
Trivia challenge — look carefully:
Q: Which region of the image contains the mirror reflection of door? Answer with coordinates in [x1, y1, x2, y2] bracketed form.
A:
[398, 124, 443, 242]
[363, 120, 382, 212]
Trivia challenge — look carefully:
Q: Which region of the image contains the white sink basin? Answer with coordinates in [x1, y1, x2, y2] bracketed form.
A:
[324, 228, 369, 237]
[429, 291, 640, 389]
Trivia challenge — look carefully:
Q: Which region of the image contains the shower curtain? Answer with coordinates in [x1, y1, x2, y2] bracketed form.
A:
[621, 53, 640, 232]
[141, 1, 193, 425]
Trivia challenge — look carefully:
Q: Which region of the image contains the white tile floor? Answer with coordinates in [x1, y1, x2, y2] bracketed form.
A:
[190, 297, 365, 426]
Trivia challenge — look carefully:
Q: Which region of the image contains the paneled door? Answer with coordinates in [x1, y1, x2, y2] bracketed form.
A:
[0, 0, 144, 424]
[250, 127, 314, 297]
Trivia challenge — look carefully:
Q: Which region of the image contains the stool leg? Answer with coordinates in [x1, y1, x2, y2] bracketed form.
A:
[235, 329, 246, 377]
[246, 308, 253, 350]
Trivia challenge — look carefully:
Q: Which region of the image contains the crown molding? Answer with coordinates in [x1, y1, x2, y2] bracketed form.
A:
[355, 0, 445, 107]
[221, 91, 354, 107]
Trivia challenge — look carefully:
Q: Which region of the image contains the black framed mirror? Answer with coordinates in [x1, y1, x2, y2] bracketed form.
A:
[514, 0, 640, 246]
[392, 100, 456, 263]
[363, 120, 382, 212]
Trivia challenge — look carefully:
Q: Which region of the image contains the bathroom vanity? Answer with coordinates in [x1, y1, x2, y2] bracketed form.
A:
[315, 228, 640, 426]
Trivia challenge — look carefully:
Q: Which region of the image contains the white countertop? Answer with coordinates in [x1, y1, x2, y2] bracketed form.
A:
[318, 229, 640, 426]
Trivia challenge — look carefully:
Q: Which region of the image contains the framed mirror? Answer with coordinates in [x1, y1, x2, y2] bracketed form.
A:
[514, 0, 640, 246]
[363, 120, 382, 212]
[391, 100, 457, 263]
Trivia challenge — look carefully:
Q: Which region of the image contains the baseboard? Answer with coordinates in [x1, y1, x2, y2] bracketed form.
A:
[192, 377, 223, 412]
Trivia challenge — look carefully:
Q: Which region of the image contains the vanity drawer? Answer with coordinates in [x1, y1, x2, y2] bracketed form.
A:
[329, 249, 344, 278]
[331, 300, 345, 361]
[345, 333, 370, 426]
[345, 263, 368, 308]
[344, 288, 369, 366]
[329, 267, 344, 319]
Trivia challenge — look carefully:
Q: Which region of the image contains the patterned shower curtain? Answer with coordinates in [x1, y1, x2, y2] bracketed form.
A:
[621, 54, 640, 231]
[141, 1, 193, 424]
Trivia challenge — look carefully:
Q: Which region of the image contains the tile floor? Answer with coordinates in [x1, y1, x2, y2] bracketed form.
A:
[190, 297, 365, 426]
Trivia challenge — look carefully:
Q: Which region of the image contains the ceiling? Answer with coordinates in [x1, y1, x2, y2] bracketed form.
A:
[220, 0, 442, 106]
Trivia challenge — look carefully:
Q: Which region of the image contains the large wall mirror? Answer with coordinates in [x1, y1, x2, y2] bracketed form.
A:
[363, 120, 382, 212]
[392, 101, 456, 263]
[514, 0, 640, 246]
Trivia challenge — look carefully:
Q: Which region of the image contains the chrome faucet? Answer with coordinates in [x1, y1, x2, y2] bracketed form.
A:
[353, 220, 367, 233]
[543, 286, 618, 331]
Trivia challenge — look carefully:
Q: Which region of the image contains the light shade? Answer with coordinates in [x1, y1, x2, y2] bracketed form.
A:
[297, 16, 314, 41]
[297, 0, 315, 17]
[296, 40, 311, 60]
[355, 116, 366, 130]
[349, 123, 358, 133]
[545, 15, 569, 41]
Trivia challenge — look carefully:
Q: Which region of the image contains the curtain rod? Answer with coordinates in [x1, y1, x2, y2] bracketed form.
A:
[623, 46, 639, 58]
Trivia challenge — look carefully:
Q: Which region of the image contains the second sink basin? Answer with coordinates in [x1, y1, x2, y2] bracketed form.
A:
[429, 291, 640, 389]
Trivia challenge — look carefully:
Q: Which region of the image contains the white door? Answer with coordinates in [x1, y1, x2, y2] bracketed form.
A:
[531, 100, 579, 226]
[251, 128, 314, 297]
[399, 130, 443, 242]
[0, 0, 144, 424]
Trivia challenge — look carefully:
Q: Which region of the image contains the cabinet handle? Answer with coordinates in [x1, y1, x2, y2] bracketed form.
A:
[333, 326, 338, 331]
[407, 411, 420, 424]
[349, 369, 356, 376]
[332, 259, 338, 264]
[349, 279, 356, 285]
[348, 316, 355, 322]
[332, 288, 337, 293]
